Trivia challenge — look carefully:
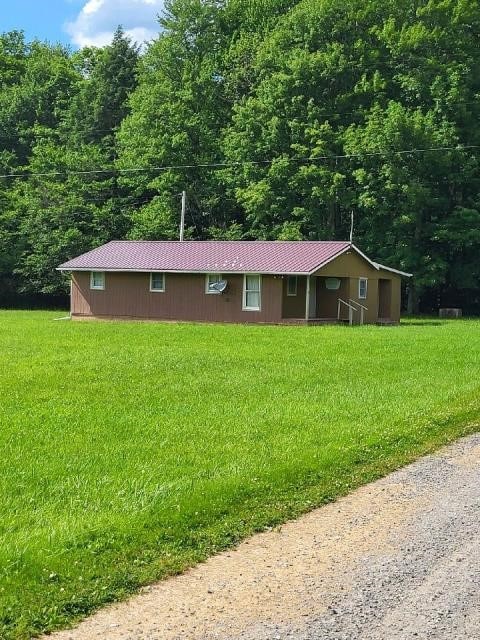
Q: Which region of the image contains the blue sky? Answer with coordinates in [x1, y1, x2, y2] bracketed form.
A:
[1, 0, 165, 49]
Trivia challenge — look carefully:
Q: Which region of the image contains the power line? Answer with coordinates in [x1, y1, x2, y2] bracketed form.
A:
[0, 145, 478, 180]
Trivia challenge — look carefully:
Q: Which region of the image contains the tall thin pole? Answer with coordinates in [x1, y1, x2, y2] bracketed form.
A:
[180, 190, 186, 241]
[349, 211, 354, 244]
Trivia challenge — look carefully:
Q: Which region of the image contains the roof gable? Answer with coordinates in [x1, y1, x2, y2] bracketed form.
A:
[313, 245, 379, 277]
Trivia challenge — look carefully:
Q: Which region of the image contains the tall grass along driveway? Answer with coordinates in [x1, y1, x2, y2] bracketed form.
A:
[0, 311, 479, 639]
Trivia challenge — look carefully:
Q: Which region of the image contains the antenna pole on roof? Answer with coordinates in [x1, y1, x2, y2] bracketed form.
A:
[349, 210, 354, 244]
[180, 190, 186, 242]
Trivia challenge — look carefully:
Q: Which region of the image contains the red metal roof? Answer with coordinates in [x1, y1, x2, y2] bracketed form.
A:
[57, 240, 355, 275]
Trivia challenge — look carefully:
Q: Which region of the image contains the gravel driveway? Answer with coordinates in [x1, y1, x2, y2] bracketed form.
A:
[50, 434, 480, 640]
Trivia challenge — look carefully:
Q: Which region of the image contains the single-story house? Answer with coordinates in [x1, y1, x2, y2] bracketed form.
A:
[57, 240, 412, 325]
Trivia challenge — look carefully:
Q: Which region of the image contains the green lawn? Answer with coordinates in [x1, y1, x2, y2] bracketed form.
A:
[1, 311, 479, 639]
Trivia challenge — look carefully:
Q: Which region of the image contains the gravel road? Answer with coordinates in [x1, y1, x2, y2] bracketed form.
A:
[50, 433, 480, 640]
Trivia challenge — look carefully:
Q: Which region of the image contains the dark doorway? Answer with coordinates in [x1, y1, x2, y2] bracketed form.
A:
[378, 279, 392, 319]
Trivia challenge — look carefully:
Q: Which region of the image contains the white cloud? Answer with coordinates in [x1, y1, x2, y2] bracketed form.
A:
[65, 0, 165, 48]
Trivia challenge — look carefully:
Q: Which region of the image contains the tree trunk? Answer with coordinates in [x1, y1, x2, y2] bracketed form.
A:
[407, 282, 420, 315]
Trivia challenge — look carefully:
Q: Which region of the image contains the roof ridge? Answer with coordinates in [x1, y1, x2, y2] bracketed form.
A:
[57, 239, 358, 274]
[106, 239, 350, 243]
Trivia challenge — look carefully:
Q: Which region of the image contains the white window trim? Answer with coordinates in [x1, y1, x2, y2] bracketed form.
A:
[242, 274, 261, 311]
[359, 277, 368, 300]
[150, 272, 165, 292]
[205, 273, 222, 294]
[286, 275, 298, 296]
[90, 271, 105, 290]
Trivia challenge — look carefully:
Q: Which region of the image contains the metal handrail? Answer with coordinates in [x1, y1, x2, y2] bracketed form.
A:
[349, 299, 369, 325]
[349, 299, 368, 311]
[337, 298, 357, 326]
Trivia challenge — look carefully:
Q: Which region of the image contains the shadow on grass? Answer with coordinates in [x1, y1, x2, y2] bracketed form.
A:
[403, 321, 446, 327]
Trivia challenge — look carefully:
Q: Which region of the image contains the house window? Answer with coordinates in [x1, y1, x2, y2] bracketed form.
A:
[243, 274, 261, 311]
[359, 278, 368, 299]
[206, 273, 223, 294]
[90, 271, 105, 290]
[150, 273, 165, 292]
[287, 276, 298, 296]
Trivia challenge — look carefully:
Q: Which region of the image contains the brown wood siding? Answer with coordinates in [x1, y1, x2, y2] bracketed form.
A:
[314, 252, 403, 323]
[282, 276, 307, 318]
[313, 250, 376, 278]
[71, 272, 283, 324]
[348, 276, 378, 323]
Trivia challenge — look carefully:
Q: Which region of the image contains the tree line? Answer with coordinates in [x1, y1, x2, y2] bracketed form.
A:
[1, 0, 479, 313]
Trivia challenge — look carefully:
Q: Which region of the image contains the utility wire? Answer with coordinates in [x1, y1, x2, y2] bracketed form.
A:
[0, 145, 478, 180]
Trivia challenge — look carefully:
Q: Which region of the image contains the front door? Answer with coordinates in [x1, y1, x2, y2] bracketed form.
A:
[378, 279, 392, 319]
[316, 277, 347, 319]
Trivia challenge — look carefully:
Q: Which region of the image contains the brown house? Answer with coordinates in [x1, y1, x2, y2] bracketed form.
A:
[57, 241, 411, 325]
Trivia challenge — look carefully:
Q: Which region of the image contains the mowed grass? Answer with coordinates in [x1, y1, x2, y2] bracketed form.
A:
[1, 312, 479, 639]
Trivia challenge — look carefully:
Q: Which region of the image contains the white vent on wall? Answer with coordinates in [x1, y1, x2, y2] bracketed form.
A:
[325, 278, 341, 290]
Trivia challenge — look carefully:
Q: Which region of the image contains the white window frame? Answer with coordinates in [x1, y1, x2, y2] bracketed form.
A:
[242, 274, 261, 311]
[90, 271, 105, 290]
[205, 273, 223, 294]
[150, 272, 165, 292]
[359, 277, 368, 300]
[286, 275, 298, 296]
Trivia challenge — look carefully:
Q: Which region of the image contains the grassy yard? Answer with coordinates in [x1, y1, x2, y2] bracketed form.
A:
[1, 311, 479, 639]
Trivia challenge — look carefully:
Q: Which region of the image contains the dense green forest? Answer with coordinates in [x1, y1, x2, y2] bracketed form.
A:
[1, 0, 479, 313]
